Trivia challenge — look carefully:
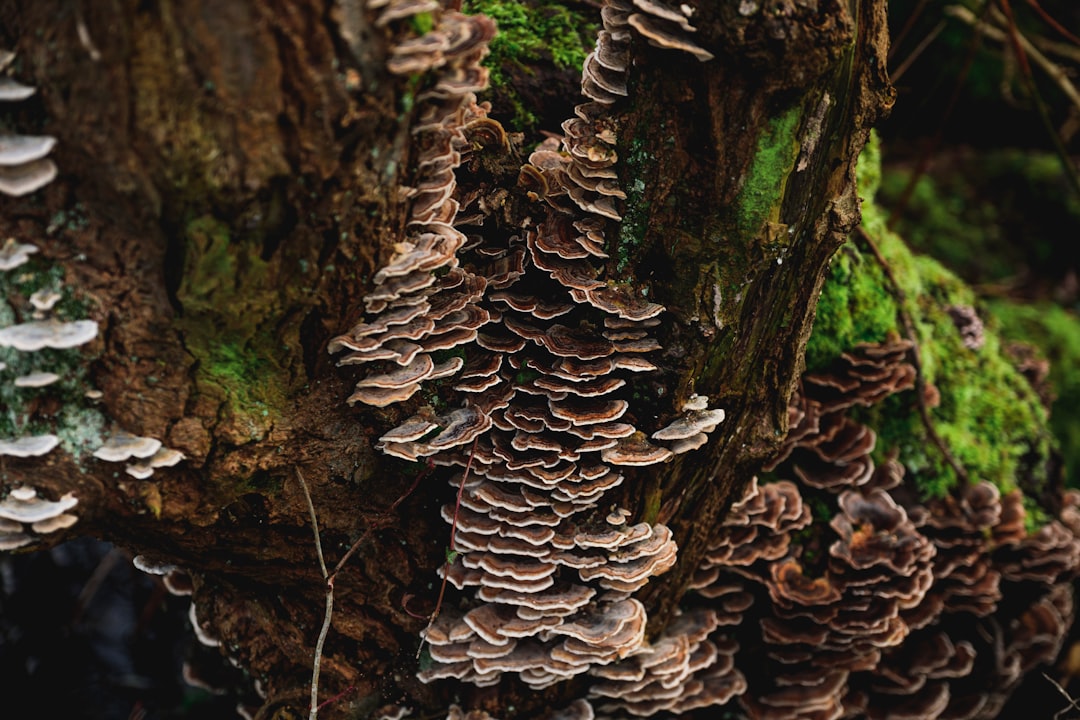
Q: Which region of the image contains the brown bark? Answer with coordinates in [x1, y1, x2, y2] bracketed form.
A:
[0, 0, 891, 717]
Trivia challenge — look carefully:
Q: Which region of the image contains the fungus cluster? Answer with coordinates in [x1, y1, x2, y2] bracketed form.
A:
[0, 483, 78, 550]
[333, 0, 727, 691]
[0, 52, 57, 196]
[686, 338, 1080, 719]
[93, 431, 185, 479]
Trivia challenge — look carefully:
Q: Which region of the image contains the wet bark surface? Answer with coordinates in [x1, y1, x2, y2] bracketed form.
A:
[0, 0, 891, 717]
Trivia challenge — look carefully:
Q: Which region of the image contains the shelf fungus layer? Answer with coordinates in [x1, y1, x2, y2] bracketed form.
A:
[687, 339, 1080, 719]
[336, 0, 725, 691]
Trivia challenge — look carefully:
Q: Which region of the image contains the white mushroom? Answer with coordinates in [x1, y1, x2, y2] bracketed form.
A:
[31, 513, 79, 533]
[125, 463, 156, 479]
[93, 432, 163, 462]
[0, 486, 78, 523]
[29, 288, 62, 312]
[0, 76, 36, 101]
[0, 319, 98, 351]
[0, 158, 58, 196]
[0, 434, 59, 457]
[0, 237, 38, 271]
[0, 135, 57, 166]
[14, 371, 61, 388]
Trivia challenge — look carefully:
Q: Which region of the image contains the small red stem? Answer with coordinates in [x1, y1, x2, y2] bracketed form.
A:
[316, 685, 357, 712]
[424, 437, 479, 634]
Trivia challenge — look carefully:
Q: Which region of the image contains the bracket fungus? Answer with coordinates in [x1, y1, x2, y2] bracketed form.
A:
[0, 484, 79, 550]
[0, 64, 58, 196]
[685, 338, 1080, 718]
[0, 319, 99, 351]
[333, 0, 730, 692]
[0, 237, 38, 271]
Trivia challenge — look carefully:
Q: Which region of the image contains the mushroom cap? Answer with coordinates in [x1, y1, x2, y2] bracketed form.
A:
[13, 371, 62, 388]
[602, 434, 674, 466]
[652, 408, 725, 441]
[0, 76, 36, 101]
[31, 512, 79, 533]
[627, 13, 714, 61]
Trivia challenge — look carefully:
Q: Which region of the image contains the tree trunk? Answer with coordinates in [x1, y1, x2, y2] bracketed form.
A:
[0, 0, 891, 717]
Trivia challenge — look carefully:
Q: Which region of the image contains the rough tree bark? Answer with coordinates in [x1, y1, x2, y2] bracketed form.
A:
[0, 0, 891, 717]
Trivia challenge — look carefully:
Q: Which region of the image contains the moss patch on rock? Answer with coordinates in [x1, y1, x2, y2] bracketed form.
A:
[176, 215, 290, 445]
[806, 136, 1053, 500]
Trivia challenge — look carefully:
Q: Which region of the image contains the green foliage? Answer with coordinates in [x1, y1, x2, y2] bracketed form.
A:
[878, 150, 1080, 286]
[804, 244, 900, 372]
[616, 137, 651, 276]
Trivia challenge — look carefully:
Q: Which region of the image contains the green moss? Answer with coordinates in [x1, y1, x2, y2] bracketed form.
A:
[176, 215, 288, 443]
[462, 0, 597, 131]
[409, 11, 436, 35]
[804, 245, 901, 371]
[732, 103, 803, 238]
[986, 300, 1080, 487]
[806, 140, 1054, 501]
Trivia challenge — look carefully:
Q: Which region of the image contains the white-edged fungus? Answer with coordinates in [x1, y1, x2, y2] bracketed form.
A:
[13, 371, 61, 388]
[0, 135, 57, 166]
[0, 319, 98, 351]
[125, 463, 156, 479]
[93, 432, 163, 462]
[188, 603, 222, 648]
[0, 76, 35, 101]
[0, 485, 77, 523]
[31, 513, 78, 533]
[0, 158, 58, 196]
[133, 554, 176, 575]
[0, 237, 39, 271]
[29, 288, 62, 312]
[0, 434, 59, 457]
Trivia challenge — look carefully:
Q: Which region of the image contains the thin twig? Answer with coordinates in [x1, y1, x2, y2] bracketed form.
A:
[855, 227, 971, 486]
[1045, 672, 1080, 719]
[892, 19, 948, 83]
[297, 462, 431, 714]
[73, 548, 123, 625]
[1024, 0, 1080, 47]
[888, 0, 933, 62]
[295, 468, 330, 720]
[316, 685, 357, 712]
[946, 5, 1080, 118]
[887, 2, 991, 230]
